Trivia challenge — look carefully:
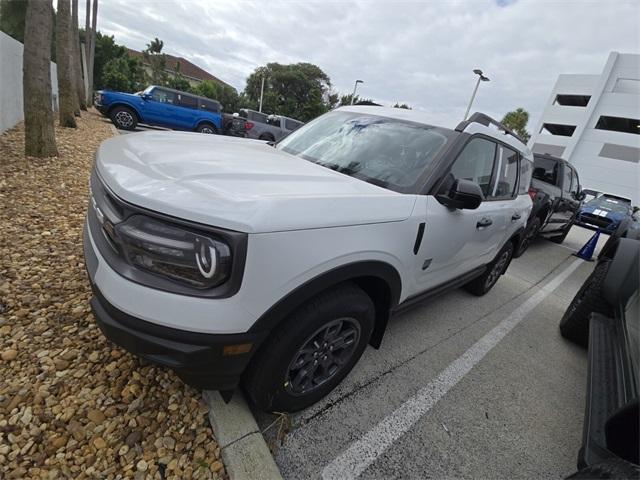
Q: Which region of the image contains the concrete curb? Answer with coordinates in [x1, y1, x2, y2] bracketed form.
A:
[203, 390, 283, 480]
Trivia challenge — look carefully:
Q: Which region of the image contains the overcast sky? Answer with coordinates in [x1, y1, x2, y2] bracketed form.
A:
[79, 0, 640, 128]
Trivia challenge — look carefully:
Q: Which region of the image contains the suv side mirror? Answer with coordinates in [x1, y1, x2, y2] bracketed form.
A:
[437, 179, 483, 210]
[576, 189, 586, 201]
[140, 93, 152, 101]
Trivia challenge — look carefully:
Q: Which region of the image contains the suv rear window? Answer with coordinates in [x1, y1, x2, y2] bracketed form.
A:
[532, 156, 559, 185]
[200, 99, 220, 113]
[177, 93, 198, 109]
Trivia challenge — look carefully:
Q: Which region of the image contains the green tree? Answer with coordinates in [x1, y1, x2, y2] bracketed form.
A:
[193, 80, 240, 112]
[393, 102, 411, 109]
[244, 63, 332, 122]
[144, 37, 166, 85]
[0, 0, 26, 42]
[501, 108, 531, 142]
[166, 61, 191, 91]
[101, 55, 144, 92]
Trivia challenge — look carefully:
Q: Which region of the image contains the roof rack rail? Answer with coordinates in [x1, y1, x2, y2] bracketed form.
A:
[455, 112, 526, 144]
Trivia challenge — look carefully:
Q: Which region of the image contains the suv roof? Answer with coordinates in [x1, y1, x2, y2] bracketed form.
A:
[534, 152, 568, 164]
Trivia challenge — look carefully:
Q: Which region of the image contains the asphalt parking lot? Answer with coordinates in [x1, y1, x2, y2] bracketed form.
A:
[255, 226, 608, 479]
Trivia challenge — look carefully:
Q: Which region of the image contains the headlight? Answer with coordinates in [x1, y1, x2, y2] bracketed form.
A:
[115, 215, 231, 289]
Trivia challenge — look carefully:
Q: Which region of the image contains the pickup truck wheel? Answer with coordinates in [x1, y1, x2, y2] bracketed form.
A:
[559, 259, 611, 347]
[196, 122, 218, 134]
[110, 106, 137, 131]
[549, 219, 574, 244]
[567, 459, 640, 478]
[258, 133, 275, 142]
[464, 241, 514, 296]
[243, 283, 374, 412]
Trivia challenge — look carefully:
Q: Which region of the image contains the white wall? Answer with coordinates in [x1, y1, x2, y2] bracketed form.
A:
[1, 31, 59, 133]
[529, 52, 640, 205]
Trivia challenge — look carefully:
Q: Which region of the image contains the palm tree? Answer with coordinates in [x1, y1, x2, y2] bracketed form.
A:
[56, 0, 77, 127]
[23, 0, 58, 157]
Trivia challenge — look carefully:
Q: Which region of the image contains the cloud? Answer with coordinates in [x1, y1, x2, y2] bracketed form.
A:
[79, 0, 640, 128]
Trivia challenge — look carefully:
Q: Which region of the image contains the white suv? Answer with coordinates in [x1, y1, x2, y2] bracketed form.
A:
[84, 107, 533, 412]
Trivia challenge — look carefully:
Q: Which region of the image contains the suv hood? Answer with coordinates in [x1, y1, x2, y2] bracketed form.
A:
[96, 131, 416, 233]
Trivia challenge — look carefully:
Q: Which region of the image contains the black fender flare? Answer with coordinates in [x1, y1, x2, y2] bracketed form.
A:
[248, 260, 402, 348]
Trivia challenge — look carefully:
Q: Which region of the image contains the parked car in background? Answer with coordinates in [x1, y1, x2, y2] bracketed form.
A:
[576, 194, 634, 234]
[83, 109, 532, 412]
[95, 85, 223, 134]
[560, 225, 639, 479]
[233, 108, 304, 141]
[517, 153, 584, 254]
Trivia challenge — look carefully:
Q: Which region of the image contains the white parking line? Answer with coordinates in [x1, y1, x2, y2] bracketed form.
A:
[322, 258, 583, 480]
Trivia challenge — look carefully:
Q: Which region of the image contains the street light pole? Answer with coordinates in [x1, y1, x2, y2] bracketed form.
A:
[463, 69, 490, 120]
[258, 76, 265, 113]
[350, 79, 364, 105]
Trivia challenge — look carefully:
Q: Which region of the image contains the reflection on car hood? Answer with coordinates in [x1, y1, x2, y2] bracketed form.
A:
[96, 131, 416, 233]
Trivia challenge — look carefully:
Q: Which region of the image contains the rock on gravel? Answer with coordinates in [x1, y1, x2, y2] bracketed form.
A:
[0, 112, 226, 479]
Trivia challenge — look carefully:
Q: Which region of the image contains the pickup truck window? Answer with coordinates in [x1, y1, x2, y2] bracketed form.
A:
[278, 111, 450, 193]
[285, 119, 300, 131]
[151, 88, 176, 104]
[532, 156, 558, 185]
[562, 166, 572, 194]
[267, 116, 281, 127]
[449, 137, 497, 197]
[489, 145, 518, 199]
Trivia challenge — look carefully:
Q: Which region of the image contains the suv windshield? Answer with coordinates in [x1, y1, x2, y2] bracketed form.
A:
[277, 111, 451, 193]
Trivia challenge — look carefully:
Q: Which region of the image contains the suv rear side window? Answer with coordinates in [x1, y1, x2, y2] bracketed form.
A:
[489, 145, 518, 199]
[449, 137, 497, 197]
[532, 156, 558, 185]
[200, 99, 220, 113]
[518, 157, 532, 195]
[176, 93, 198, 109]
[151, 88, 176, 104]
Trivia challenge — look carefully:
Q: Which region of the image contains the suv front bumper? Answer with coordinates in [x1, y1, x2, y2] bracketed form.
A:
[84, 223, 266, 390]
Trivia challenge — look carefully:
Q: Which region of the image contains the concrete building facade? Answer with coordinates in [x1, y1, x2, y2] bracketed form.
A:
[529, 52, 640, 204]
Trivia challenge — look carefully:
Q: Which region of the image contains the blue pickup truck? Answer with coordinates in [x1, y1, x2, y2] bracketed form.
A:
[94, 85, 223, 134]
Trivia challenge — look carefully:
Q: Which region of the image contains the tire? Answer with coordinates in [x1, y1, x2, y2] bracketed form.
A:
[243, 283, 375, 412]
[550, 219, 574, 244]
[259, 133, 275, 142]
[196, 122, 218, 134]
[465, 241, 515, 296]
[567, 458, 640, 479]
[110, 106, 137, 131]
[559, 259, 612, 347]
[518, 216, 542, 256]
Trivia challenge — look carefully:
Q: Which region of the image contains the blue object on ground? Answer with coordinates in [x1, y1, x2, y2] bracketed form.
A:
[573, 229, 601, 261]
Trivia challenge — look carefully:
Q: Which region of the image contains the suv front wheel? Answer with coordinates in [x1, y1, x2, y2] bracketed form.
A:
[110, 106, 138, 131]
[243, 283, 374, 412]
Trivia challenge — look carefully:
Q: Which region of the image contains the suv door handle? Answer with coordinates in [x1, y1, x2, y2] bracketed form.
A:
[511, 213, 521, 221]
[476, 218, 493, 228]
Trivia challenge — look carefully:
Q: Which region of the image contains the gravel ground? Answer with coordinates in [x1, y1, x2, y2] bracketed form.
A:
[0, 111, 226, 479]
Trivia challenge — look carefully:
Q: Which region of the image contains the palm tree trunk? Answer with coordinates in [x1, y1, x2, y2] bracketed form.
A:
[85, 0, 91, 104]
[87, 0, 98, 101]
[23, 0, 58, 157]
[56, 0, 76, 127]
[71, 0, 87, 110]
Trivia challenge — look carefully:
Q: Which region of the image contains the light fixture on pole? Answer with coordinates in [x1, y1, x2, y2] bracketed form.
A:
[463, 69, 490, 120]
[258, 76, 266, 113]
[350, 79, 364, 105]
